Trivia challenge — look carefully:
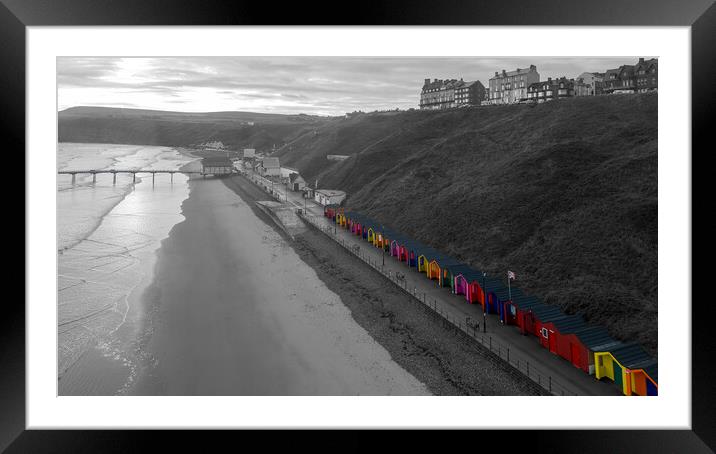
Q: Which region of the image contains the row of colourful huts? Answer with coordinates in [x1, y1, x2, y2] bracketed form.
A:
[324, 206, 658, 396]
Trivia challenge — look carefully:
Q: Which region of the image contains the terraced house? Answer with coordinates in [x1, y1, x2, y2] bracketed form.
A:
[601, 58, 658, 94]
[488, 65, 540, 104]
[526, 77, 575, 103]
[419, 78, 485, 110]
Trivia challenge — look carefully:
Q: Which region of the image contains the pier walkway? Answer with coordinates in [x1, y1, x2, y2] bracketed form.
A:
[58, 168, 218, 184]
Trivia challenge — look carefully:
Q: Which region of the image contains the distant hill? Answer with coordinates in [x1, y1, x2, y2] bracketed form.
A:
[275, 94, 658, 355]
[58, 106, 336, 150]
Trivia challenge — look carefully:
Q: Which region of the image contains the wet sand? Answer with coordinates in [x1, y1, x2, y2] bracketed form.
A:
[130, 176, 429, 395]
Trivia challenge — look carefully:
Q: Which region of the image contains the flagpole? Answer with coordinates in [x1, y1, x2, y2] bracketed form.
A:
[507, 271, 512, 301]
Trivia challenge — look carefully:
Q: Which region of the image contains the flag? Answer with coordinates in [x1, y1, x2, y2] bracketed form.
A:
[507, 270, 516, 280]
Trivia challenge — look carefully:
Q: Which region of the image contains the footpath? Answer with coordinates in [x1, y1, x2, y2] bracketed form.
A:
[238, 170, 621, 396]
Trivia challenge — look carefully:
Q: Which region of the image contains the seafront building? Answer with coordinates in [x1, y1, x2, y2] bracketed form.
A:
[314, 189, 347, 206]
[574, 72, 605, 96]
[488, 65, 540, 105]
[526, 77, 576, 103]
[601, 58, 658, 94]
[419, 78, 485, 110]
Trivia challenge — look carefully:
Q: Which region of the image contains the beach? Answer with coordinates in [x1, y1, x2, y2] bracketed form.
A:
[129, 176, 429, 395]
[222, 175, 545, 396]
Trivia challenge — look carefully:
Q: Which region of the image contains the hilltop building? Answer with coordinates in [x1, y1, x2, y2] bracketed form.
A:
[454, 81, 486, 107]
[526, 77, 575, 103]
[601, 58, 658, 94]
[634, 57, 658, 92]
[575, 72, 605, 96]
[488, 65, 540, 104]
[420, 78, 485, 110]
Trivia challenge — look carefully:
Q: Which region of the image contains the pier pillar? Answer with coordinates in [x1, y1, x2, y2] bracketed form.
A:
[133, 173, 136, 183]
[171, 172, 173, 184]
[113, 172, 116, 185]
[152, 173, 155, 185]
[71, 173, 76, 185]
[92, 172, 96, 183]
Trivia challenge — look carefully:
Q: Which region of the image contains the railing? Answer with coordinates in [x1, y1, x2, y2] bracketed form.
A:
[300, 212, 580, 396]
[239, 170, 286, 203]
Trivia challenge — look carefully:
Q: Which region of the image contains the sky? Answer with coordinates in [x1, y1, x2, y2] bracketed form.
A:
[57, 57, 641, 116]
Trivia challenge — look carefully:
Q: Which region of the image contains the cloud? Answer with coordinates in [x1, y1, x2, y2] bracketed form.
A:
[57, 56, 643, 115]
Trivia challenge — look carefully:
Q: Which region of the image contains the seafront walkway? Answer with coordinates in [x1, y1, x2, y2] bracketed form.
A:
[238, 171, 620, 396]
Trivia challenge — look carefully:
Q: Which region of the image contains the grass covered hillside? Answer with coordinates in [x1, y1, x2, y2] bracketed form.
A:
[58, 106, 334, 150]
[277, 94, 657, 355]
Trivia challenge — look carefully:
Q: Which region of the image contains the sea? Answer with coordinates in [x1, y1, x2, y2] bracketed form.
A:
[57, 143, 194, 394]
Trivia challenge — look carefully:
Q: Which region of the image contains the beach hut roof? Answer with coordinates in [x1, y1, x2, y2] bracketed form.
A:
[455, 267, 488, 283]
[572, 326, 618, 350]
[492, 286, 526, 301]
[428, 253, 461, 267]
[549, 314, 586, 333]
[508, 294, 542, 310]
[530, 304, 566, 323]
[606, 343, 656, 371]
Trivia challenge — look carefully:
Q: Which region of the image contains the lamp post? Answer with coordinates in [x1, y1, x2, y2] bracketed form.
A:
[482, 271, 487, 333]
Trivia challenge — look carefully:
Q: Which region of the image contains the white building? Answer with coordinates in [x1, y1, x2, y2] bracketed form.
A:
[314, 189, 347, 206]
[280, 166, 299, 179]
[259, 157, 281, 176]
[289, 173, 306, 191]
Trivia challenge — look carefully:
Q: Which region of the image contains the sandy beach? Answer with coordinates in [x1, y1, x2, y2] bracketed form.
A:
[223, 175, 545, 396]
[129, 175, 429, 395]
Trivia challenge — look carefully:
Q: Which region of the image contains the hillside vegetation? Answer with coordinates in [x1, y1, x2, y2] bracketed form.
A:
[276, 94, 657, 355]
[59, 106, 334, 150]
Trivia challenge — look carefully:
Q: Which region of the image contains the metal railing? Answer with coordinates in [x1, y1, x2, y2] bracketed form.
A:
[300, 212, 579, 396]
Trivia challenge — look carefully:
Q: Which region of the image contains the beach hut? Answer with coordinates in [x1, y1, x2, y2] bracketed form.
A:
[427, 254, 461, 287]
[541, 314, 586, 355]
[367, 227, 376, 245]
[415, 246, 441, 275]
[594, 343, 658, 396]
[530, 304, 567, 350]
[513, 298, 545, 334]
[492, 286, 528, 324]
[450, 265, 475, 295]
[559, 326, 619, 374]
[629, 363, 658, 396]
[444, 264, 473, 293]
[494, 290, 540, 326]
[482, 277, 507, 314]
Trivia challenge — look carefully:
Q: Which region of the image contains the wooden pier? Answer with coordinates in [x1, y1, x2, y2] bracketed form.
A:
[57, 169, 222, 184]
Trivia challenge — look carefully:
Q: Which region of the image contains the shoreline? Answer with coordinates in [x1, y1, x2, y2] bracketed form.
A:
[222, 175, 545, 395]
[58, 149, 198, 394]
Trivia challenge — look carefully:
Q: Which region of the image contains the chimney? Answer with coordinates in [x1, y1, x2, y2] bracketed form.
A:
[495, 71, 499, 77]
[502, 70, 507, 76]
[433, 78, 438, 83]
[548, 77, 552, 82]
[638, 57, 644, 64]
[530, 65, 536, 71]
[424, 78, 430, 85]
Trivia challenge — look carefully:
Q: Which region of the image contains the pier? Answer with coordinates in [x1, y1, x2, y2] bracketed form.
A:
[58, 169, 216, 184]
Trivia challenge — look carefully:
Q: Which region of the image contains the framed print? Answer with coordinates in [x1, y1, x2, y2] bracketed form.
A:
[5, 0, 714, 451]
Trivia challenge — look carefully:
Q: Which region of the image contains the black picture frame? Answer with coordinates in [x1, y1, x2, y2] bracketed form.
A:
[4, 0, 713, 451]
